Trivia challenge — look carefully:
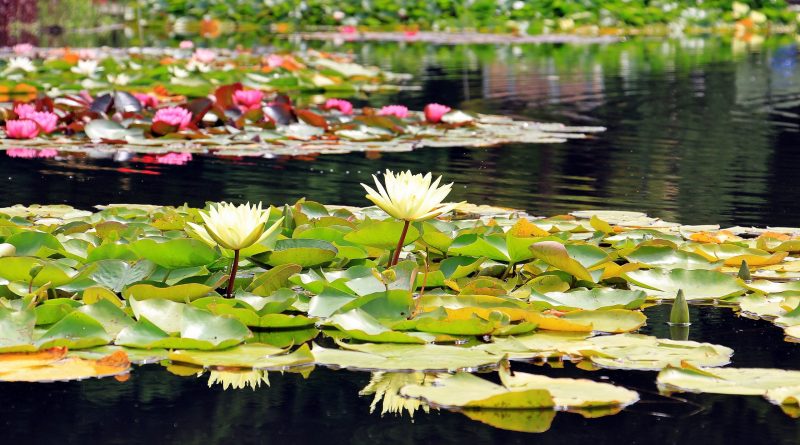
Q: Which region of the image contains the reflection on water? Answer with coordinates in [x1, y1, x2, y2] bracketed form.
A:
[0, 305, 798, 444]
[2, 38, 800, 227]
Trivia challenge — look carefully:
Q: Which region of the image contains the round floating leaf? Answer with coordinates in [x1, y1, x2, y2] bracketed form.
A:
[76, 299, 135, 337]
[560, 309, 647, 333]
[123, 282, 215, 302]
[312, 342, 502, 372]
[0, 349, 130, 382]
[400, 372, 554, 409]
[168, 343, 313, 369]
[694, 244, 788, 267]
[623, 268, 745, 300]
[498, 370, 639, 409]
[529, 241, 594, 282]
[658, 362, 800, 396]
[247, 264, 302, 296]
[0, 307, 35, 352]
[624, 246, 723, 270]
[6, 231, 64, 256]
[343, 221, 420, 249]
[90, 259, 156, 293]
[129, 297, 185, 334]
[251, 239, 337, 267]
[35, 311, 112, 350]
[531, 288, 646, 310]
[130, 238, 219, 269]
[34, 299, 81, 325]
[0, 257, 77, 287]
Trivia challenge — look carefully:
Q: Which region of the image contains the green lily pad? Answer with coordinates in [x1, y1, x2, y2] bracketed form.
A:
[312, 342, 502, 372]
[168, 343, 314, 369]
[0, 306, 36, 352]
[123, 282, 215, 302]
[76, 299, 136, 337]
[624, 246, 723, 270]
[623, 268, 745, 300]
[251, 239, 337, 268]
[343, 221, 420, 249]
[658, 362, 800, 399]
[130, 238, 219, 269]
[530, 288, 647, 310]
[35, 311, 112, 350]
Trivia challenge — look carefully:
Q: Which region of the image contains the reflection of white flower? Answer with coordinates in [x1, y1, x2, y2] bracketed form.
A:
[186, 59, 211, 73]
[71, 59, 100, 77]
[3, 57, 36, 74]
[107, 74, 130, 86]
[208, 370, 270, 390]
[512, 1, 525, 10]
[360, 372, 432, 417]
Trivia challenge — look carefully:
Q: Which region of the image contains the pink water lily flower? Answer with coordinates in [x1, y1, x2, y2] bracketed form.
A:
[14, 103, 36, 119]
[179, 40, 194, 49]
[13, 43, 34, 56]
[341, 25, 357, 34]
[26, 111, 58, 134]
[378, 105, 409, 119]
[424, 103, 451, 123]
[234, 89, 264, 112]
[265, 54, 285, 69]
[323, 98, 353, 115]
[193, 48, 216, 64]
[133, 93, 159, 108]
[153, 107, 192, 130]
[5, 120, 40, 139]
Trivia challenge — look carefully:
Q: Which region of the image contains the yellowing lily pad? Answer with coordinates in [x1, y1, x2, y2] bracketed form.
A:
[0, 348, 130, 382]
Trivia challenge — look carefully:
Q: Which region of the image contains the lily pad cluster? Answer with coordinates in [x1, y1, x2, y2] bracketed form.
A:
[0, 203, 799, 431]
[0, 46, 409, 98]
[0, 85, 604, 157]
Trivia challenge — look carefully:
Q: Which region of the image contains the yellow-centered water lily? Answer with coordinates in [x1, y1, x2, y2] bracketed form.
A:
[361, 170, 459, 222]
[362, 170, 462, 266]
[187, 202, 280, 251]
[187, 201, 282, 298]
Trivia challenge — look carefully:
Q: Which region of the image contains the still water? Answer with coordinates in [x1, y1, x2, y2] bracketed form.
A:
[2, 38, 800, 228]
[2, 35, 800, 442]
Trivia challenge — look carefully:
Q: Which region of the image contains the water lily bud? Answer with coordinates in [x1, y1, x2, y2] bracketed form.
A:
[0, 243, 16, 257]
[669, 289, 690, 326]
[738, 260, 751, 281]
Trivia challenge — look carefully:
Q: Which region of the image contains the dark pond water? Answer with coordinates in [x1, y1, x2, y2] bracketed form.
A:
[0, 305, 799, 444]
[3, 30, 800, 443]
[2, 37, 800, 228]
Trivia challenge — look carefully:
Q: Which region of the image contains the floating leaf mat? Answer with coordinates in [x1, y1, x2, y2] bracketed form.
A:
[0, 203, 798, 430]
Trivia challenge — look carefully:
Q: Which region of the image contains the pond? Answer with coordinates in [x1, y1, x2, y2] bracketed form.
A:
[2, 32, 800, 443]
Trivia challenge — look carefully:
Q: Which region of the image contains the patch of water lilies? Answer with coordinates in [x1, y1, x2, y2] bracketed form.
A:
[2, 174, 800, 430]
[0, 84, 603, 158]
[0, 46, 410, 98]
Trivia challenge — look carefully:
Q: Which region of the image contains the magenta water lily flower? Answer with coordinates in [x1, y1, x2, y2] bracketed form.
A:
[156, 152, 193, 165]
[424, 103, 451, 123]
[179, 40, 194, 49]
[153, 107, 192, 130]
[5, 120, 40, 139]
[7, 148, 57, 159]
[234, 89, 264, 112]
[324, 98, 353, 115]
[26, 111, 58, 134]
[193, 48, 216, 64]
[378, 105, 409, 119]
[134, 93, 159, 108]
[14, 103, 36, 119]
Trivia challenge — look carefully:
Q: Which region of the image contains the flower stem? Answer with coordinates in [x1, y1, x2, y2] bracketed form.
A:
[390, 220, 411, 267]
[226, 249, 240, 298]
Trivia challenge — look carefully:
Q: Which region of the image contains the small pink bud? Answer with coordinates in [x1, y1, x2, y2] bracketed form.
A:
[5, 120, 40, 139]
[13, 43, 34, 56]
[153, 107, 192, 130]
[179, 40, 195, 49]
[424, 103, 451, 123]
[233, 89, 264, 111]
[323, 98, 353, 115]
[156, 152, 193, 165]
[377, 105, 409, 119]
[341, 25, 357, 35]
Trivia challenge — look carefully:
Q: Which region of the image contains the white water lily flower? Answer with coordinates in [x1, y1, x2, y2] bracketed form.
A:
[107, 73, 130, 86]
[3, 57, 36, 74]
[186, 59, 211, 73]
[361, 170, 461, 222]
[71, 59, 100, 77]
[187, 201, 281, 251]
[169, 66, 190, 79]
